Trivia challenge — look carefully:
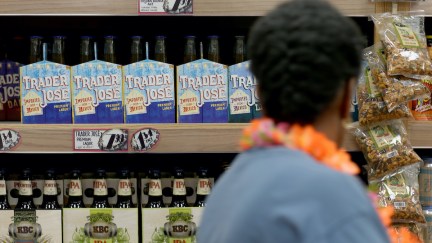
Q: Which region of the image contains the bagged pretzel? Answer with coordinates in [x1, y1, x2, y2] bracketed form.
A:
[371, 12, 432, 79]
[369, 164, 425, 224]
[364, 45, 430, 112]
[353, 120, 422, 180]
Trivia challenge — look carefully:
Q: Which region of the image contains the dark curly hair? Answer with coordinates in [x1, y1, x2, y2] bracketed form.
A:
[248, 0, 364, 125]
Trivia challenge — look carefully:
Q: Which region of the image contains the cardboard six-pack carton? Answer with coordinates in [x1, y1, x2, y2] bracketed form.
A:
[72, 60, 123, 123]
[0, 60, 21, 121]
[20, 61, 72, 123]
[123, 60, 175, 123]
[63, 177, 139, 243]
[228, 61, 261, 122]
[177, 59, 228, 123]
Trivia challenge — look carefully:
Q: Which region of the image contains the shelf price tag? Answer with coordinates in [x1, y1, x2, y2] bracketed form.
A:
[131, 128, 160, 152]
[0, 129, 20, 151]
[138, 0, 193, 15]
[73, 129, 128, 152]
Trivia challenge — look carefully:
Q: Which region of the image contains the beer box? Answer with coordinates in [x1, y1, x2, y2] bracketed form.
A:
[0, 60, 21, 121]
[228, 61, 261, 122]
[142, 207, 204, 243]
[20, 61, 72, 123]
[72, 60, 123, 123]
[63, 208, 139, 243]
[141, 177, 214, 207]
[123, 60, 175, 123]
[7, 179, 64, 207]
[177, 59, 228, 123]
[0, 210, 62, 242]
[64, 177, 138, 207]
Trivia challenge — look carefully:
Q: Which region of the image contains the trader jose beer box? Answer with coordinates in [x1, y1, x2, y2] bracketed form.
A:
[0, 60, 21, 121]
[123, 60, 175, 123]
[20, 61, 72, 123]
[228, 61, 261, 122]
[72, 60, 123, 123]
[177, 59, 228, 123]
[63, 176, 139, 243]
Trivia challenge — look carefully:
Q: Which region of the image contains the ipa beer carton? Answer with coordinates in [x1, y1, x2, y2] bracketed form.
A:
[228, 61, 261, 122]
[177, 59, 228, 123]
[123, 60, 175, 123]
[20, 61, 72, 123]
[0, 60, 21, 121]
[72, 60, 123, 123]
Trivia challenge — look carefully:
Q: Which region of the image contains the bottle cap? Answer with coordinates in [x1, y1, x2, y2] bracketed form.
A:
[45, 169, 56, 179]
[149, 169, 161, 178]
[70, 169, 81, 178]
[118, 168, 130, 178]
[173, 167, 184, 177]
[197, 167, 208, 177]
[95, 169, 106, 178]
[21, 168, 32, 180]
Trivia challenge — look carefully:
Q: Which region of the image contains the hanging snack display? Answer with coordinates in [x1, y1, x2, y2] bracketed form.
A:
[369, 164, 425, 224]
[353, 120, 422, 180]
[357, 63, 411, 126]
[363, 46, 430, 113]
[372, 12, 432, 79]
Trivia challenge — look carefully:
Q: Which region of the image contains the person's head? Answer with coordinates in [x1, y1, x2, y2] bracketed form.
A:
[248, 0, 364, 144]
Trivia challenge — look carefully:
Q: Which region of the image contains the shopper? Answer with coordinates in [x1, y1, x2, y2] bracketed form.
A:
[198, 0, 390, 242]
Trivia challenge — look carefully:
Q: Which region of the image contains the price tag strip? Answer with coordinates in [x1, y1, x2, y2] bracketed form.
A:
[138, 0, 193, 15]
[0, 129, 21, 151]
[73, 129, 128, 152]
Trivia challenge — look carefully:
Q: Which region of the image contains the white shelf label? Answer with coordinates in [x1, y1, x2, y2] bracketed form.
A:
[138, 0, 193, 15]
[73, 129, 128, 152]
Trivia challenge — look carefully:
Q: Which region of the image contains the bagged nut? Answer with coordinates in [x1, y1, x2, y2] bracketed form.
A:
[358, 55, 411, 126]
[391, 223, 425, 242]
[371, 12, 432, 79]
[353, 120, 422, 180]
[369, 164, 426, 224]
[364, 45, 430, 112]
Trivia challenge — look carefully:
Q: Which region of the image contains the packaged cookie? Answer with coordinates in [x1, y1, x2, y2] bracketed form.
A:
[369, 164, 426, 224]
[357, 63, 411, 126]
[353, 120, 422, 180]
[364, 45, 430, 112]
[371, 12, 432, 79]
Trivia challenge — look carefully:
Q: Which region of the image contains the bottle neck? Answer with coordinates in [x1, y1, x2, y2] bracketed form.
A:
[149, 178, 162, 197]
[155, 40, 166, 63]
[104, 39, 116, 63]
[208, 40, 220, 62]
[52, 39, 65, 64]
[19, 180, 33, 196]
[131, 40, 143, 63]
[173, 178, 186, 196]
[184, 40, 197, 62]
[0, 179, 7, 196]
[30, 39, 42, 63]
[80, 39, 93, 63]
[93, 178, 108, 196]
[118, 179, 132, 196]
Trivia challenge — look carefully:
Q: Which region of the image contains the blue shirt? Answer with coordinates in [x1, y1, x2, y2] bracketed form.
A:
[198, 147, 390, 243]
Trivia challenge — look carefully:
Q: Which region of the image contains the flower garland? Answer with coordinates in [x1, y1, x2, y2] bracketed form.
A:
[240, 118, 420, 243]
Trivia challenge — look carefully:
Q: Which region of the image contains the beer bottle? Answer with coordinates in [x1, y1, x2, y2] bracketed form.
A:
[16, 169, 36, 210]
[208, 36, 220, 63]
[52, 36, 65, 64]
[194, 168, 211, 207]
[40, 169, 61, 209]
[145, 169, 164, 208]
[155, 36, 167, 63]
[130, 36, 143, 63]
[80, 36, 94, 63]
[66, 169, 85, 208]
[184, 36, 197, 63]
[0, 169, 10, 209]
[29, 36, 42, 64]
[91, 169, 110, 208]
[115, 169, 133, 208]
[104, 36, 117, 64]
[169, 168, 188, 207]
[233, 36, 246, 64]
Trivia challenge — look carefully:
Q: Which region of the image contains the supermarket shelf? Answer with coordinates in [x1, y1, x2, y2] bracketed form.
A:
[2, 121, 431, 153]
[0, 0, 375, 16]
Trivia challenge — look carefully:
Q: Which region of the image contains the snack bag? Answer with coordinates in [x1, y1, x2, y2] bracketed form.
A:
[364, 45, 430, 112]
[369, 164, 426, 224]
[353, 120, 422, 180]
[372, 12, 432, 79]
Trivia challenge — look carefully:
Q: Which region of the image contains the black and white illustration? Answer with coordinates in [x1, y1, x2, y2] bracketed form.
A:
[139, 0, 193, 14]
[98, 129, 128, 152]
[0, 129, 20, 151]
[131, 128, 160, 152]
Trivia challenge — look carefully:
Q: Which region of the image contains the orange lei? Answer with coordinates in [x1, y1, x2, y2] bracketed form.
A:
[240, 118, 421, 243]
